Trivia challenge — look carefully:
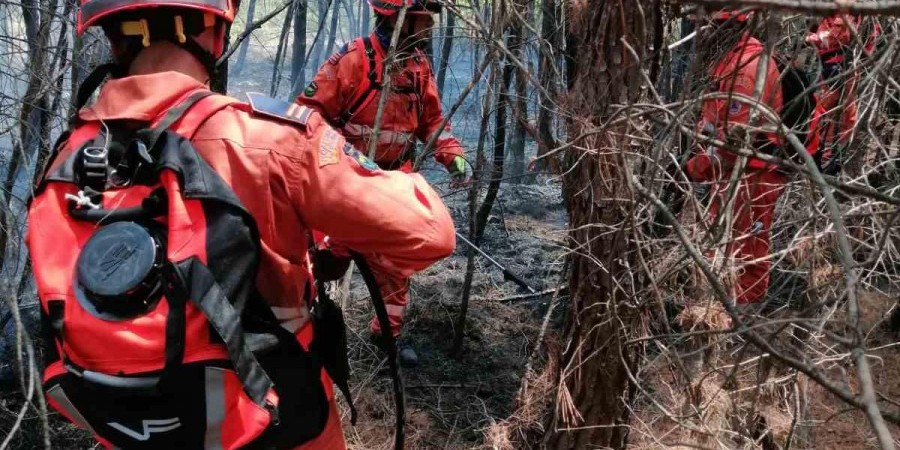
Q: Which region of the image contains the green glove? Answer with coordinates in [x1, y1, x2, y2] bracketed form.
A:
[449, 155, 467, 179]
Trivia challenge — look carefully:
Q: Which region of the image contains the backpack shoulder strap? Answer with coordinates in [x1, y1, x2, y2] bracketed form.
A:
[172, 91, 241, 139]
[335, 36, 383, 128]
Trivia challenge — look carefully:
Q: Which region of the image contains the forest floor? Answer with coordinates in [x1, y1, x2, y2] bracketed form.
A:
[627, 291, 900, 450]
[337, 180, 569, 450]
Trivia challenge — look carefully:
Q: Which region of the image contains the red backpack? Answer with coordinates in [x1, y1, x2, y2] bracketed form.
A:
[27, 89, 330, 449]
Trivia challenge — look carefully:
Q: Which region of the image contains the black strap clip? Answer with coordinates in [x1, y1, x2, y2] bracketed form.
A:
[81, 145, 109, 191]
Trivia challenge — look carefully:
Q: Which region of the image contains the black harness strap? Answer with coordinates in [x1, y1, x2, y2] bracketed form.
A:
[161, 263, 188, 388]
[351, 252, 405, 450]
[41, 300, 66, 367]
[336, 37, 383, 128]
[75, 63, 119, 114]
[171, 257, 275, 406]
[139, 90, 216, 152]
[312, 275, 358, 425]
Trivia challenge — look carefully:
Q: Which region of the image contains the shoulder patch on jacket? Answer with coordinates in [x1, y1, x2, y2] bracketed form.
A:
[342, 143, 380, 171]
[318, 127, 342, 167]
[303, 81, 318, 97]
[327, 41, 357, 65]
[246, 92, 313, 127]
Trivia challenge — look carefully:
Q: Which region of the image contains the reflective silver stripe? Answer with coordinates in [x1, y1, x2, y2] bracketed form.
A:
[270, 305, 302, 320]
[204, 368, 226, 450]
[385, 304, 406, 316]
[342, 123, 415, 146]
[47, 385, 96, 433]
[82, 370, 159, 389]
[270, 305, 309, 332]
[280, 317, 304, 333]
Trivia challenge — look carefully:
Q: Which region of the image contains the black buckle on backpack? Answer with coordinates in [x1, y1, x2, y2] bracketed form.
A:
[81, 145, 109, 191]
[109, 140, 154, 188]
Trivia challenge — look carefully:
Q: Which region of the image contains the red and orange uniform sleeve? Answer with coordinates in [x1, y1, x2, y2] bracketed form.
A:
[296, 50, 362, 125]
[415, 63, 464, 168]
[277, 115, 455, 278]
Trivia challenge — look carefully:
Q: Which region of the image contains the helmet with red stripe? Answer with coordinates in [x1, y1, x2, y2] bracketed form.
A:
[368, 0, 441, 16]
[77, 0, 237, 35]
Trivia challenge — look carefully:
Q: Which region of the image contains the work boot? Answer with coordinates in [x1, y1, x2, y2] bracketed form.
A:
[370, 333, 419, 368]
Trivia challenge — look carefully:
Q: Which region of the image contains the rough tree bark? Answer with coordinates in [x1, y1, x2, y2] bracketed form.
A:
[535, 0, 561, 172]
[2, 0, 55, 259]
[506, 0, 528, 183]
[545, 1, 652, 448]
[233, 0, 258, 76]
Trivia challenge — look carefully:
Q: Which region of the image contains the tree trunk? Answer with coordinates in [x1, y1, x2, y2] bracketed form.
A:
[308, 0, 330, 71]
[47, 0, 75, 126]
[452, 57, 497, 356]
[1, 0, 56, 317]
[233, 0, 258, 76]
[7, 0, 54, 198]
[535, 0, 561, 172]
[436, 6, 454, 99]
[360, 0, 370, 34]
[325, 0, 341, 57]
[473, 48, 512, 244]
[545, 1, 652, 448]
[341, 0, 356, 42]
[269, 2, 294, 96]
[290, 0, 308, 98]
[506, 0, 528, 183]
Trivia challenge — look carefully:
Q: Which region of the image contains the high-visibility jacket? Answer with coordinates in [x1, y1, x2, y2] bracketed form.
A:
[297, 31, 463, 171]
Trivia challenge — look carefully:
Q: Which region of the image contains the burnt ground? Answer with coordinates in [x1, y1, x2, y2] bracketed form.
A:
[337, 181, 569, 450]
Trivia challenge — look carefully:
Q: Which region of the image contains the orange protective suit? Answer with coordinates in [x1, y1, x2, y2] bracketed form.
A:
[805, 14, 879, 172]
[298, 32, 463, 171]
[64, 70, 455, 448]
[298, 31, 463, 337]
[685, 34, 787, 304]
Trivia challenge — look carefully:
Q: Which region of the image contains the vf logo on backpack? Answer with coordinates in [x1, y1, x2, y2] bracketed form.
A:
[28, 90, 330, 449]
[108, 418, 182, 441]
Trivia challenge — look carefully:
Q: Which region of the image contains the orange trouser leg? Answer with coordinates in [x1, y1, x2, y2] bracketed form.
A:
[368, 266, 410, 338]
[708, 170, 787, 304]
[289, 398, 347, 450]
[809, 76, 858, 160]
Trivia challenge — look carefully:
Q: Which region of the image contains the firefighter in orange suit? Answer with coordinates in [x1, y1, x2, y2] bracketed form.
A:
[805, 13, 879, 174]
[56, 0, 455, 447]
[298, 0, 467, 367]
[685, 10, 787, 305]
